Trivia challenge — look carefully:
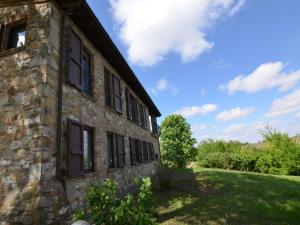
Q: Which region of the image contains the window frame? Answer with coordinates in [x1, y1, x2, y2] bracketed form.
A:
[0, 18, 27, 53]
[113, 75, 122, 113]
[107, 131, 115, 169]
[68, 29, 94, 96]
[67, 119, 95, 178]
[82, 125, 95, 173]
[116, 134, 126, 168]
[82, 47, 93, 95]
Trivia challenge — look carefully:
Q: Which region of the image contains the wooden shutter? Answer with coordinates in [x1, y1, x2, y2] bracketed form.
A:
[139, 103, 144, 127]
[133, 98, 139, 123]
[67, 119, 84, 177]
[143, 107, 148, 129]
[0, 23, 5, 51]
[129, 138, 136, 165]
[116, 135, 125, 167]
[113, 75, 122, 113]
[125, 88, 133, 120]
[104, 69, 112, 107]
[68, 30, 82, 89]
[143, 142, 148, 161]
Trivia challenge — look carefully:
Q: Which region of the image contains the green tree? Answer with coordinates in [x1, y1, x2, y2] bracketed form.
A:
[160, 114, 196, 168]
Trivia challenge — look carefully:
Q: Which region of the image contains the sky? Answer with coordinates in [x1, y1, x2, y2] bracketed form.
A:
[86, 0, 300, 143]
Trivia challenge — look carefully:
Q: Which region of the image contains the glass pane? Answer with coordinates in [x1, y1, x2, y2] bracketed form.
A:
[83, 130, 92, 170]
[82, 52, 91, 94]
[107, 134, 114, 168]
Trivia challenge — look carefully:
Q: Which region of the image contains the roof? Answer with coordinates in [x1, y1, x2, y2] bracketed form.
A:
[56, 0, 161, 117]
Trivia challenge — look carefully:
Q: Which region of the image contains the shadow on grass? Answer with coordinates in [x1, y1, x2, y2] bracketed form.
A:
[154, 168, 300, 225]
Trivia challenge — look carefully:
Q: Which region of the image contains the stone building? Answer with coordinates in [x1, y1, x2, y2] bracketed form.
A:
[0, 0, 161, 224]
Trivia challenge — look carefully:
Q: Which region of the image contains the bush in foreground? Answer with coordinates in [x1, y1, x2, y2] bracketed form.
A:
[73, 178, 157, 225]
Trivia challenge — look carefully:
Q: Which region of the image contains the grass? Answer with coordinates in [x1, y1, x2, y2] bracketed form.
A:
[154, 168, 300, 225]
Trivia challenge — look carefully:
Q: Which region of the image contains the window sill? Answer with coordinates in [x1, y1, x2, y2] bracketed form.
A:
[127, 118, 150, 131]
[0, 46, 26, 57]
[80, 91, 96, 103]
[105, 105, 123, 116]
[66, 83, 96, 103]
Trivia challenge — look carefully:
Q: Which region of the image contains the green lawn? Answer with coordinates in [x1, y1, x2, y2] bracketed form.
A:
[154, 168, 300, 225]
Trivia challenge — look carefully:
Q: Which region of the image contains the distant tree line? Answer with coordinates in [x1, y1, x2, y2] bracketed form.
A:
[159, 115, 300, 176]
[197, 128, 300, 176]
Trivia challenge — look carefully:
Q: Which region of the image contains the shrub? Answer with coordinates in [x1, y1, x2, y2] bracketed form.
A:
[196, 129, 300, 176]
[73, 178, 157, 225]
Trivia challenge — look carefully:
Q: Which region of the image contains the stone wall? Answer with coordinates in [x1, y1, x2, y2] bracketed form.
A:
[0, 1, 160, 224]
[49, 2, 161, 211]
[0, 1, 68, 224]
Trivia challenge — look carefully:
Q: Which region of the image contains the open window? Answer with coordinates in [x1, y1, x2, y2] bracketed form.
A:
[0, 19, 27, 52]
[68, 29, 93, 95]
[67, 119, 94, 177]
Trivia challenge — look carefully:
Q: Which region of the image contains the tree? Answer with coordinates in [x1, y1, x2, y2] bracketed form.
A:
[160, 114, 196, 168]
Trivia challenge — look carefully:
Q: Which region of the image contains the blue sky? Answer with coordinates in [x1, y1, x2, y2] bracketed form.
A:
[87, 0, 300, 143]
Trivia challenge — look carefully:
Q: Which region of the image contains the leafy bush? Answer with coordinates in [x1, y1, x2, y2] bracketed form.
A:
[73, 178, 157, 225]
[197, 129, 300, 176]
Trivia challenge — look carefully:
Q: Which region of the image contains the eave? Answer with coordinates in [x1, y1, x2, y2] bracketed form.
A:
[56, 0, 161, 117]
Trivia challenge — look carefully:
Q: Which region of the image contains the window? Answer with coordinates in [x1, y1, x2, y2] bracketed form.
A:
[107, 132, 125, 169]
[82, 49, 92, 95]
[125, 88, 133, 120]
[143, 142, 149, 162]
[147, 143, 155, 161]
[107, 132, 115, 168]
[104, 69, 112, 107]
[116, 135, 125, 167]
[68, 30, 93, 95]
[104, 68, 122, 113]
[0, 20, 27, 52]
[113, 76, 122, 113]
[83, 127, 94, 171]
[129, 138, 135, 165]
[67, 119, 94, 177]
[151, 116, 159, 135]
[135, 140, 142, 163]
[126, 88, 149, 129]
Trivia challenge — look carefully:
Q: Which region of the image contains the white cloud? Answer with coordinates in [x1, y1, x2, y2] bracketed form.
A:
[228, 0, 246, 16]
[216, 107, 255, 122]
[218, 121, 276, 143]
[151, 77, 178, 95]
[266, 89, 300, 117]
[192, 124, 211, 142]
[174, 104, 218, 118]
[109, 0, 246, 66]
[220, 62, 300, 94]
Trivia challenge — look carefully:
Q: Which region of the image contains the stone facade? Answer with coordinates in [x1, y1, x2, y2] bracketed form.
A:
[0, 1, 160, 224]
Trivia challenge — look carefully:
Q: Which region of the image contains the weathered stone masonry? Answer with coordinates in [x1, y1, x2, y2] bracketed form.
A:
[0, 1, 161, 224]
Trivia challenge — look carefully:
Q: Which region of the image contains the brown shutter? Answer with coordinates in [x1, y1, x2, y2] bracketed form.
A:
[104, 69, 112, 107]
[125, 88, 133, 120]
[143, 107, 147, 128]
[0, 23, 5, 51]
[113, 76, 122, 113]
[116, 135, 125, 167]
[68, 30, 82, 89]
[67, 119, 84, 177]
[129, 138, 136, 165]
